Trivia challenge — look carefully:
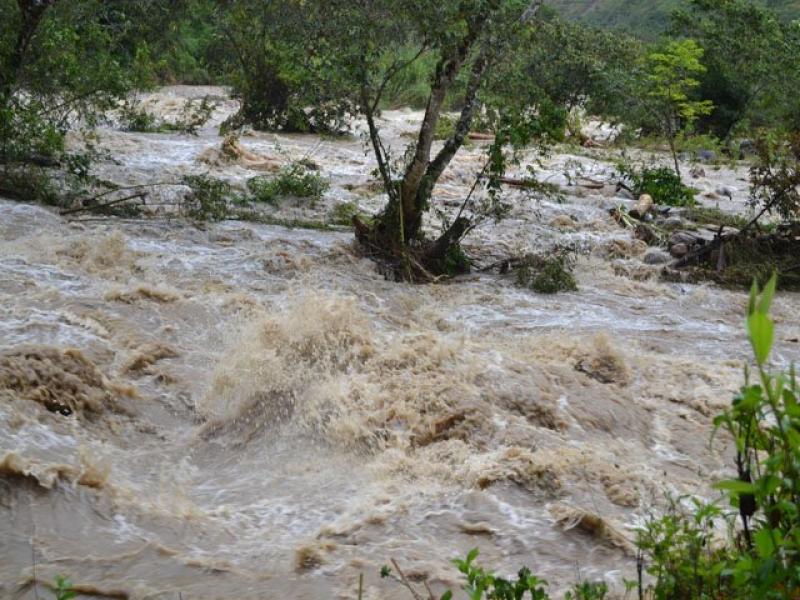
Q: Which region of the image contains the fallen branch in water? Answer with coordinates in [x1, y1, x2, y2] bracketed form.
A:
[59, 181, 182, 216]
[60, 192, 147, 216]
[467, 131, 495, 141]
[497, 176, 539, 188]
[387, 558, 434, 600]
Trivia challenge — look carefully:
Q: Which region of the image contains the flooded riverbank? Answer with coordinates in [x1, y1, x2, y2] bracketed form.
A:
[2, 87, 798, 599]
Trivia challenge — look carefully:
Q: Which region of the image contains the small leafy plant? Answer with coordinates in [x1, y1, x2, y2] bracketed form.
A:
[54, 575, 76, 600]
[617, 163, 696, 207]
[246, 164, 329, 206]
[120, 104, 160, 133]
[563, 581, 608, 600]
[327, 200, 373, 227]
[516, 249, 578, 294]
[453, 549, 550, 600]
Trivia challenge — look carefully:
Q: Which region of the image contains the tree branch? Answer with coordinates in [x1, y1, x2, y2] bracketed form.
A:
[371, 43, 428, 114]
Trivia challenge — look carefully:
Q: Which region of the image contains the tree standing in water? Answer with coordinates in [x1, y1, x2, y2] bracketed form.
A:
[307, 0, 565, 279]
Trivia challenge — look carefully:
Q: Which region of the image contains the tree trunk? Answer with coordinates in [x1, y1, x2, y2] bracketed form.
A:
[397, 37, 475, 241]
[360, 1, 544, 279]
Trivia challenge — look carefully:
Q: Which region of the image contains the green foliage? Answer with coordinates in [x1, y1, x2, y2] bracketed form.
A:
[182, 174, 231, 221]
[547, 0, 684, 35]
[547, 0, 799, 37]
[699, 234, 800, 291]
[637, 499, 739, 599]
[120, 105, 160, 133]
[617, 164, 696, 206]
[674, 132, 723, 157]
[516, 250, 578, 294]
[0, 1, 187, 205]
[639, 39, 714, 174]
[683, 206, 748, 230]
[54, 575, 76, 600]
[382, 549, 607, 600]
[0, 165, 61, 206]
[378, 45, 437, 109]
[327, 201, 372, 227]
[434, 115, 457, 141]
[485, 12, 643, 130]
[563, 581, 608, 600]
[0, 2, 130, 165]
[671, 0, 800, 139]
[246, 164, 329, 207]
[215, 1, 352, 133]
[453, 549, 550, 600]
[442, 244, 471, 277]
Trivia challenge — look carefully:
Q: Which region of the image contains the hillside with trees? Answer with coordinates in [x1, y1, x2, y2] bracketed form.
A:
[549, 0, 800, 34]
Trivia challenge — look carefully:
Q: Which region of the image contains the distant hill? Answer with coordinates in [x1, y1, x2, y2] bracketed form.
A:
[547, 0, 800, 35]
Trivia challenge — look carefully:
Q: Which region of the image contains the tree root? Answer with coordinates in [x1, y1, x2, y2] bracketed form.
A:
[352, 215, 470, 282]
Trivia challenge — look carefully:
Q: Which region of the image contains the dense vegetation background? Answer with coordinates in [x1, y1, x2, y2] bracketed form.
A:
[549, 0, 800, 34]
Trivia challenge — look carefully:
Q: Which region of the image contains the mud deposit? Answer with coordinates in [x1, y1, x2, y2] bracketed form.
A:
[2, 87, 799, 599]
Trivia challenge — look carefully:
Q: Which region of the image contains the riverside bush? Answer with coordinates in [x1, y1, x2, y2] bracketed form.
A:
[516, 250, 578, 294]
[246, 164, 329, 206]
[617, 164, 696, 207]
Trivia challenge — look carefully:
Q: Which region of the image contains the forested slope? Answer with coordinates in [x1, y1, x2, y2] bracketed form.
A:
[549, 0, 799, 33]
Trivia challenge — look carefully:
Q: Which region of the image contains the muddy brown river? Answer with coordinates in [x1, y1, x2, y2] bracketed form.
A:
[1, 87, 799, 599]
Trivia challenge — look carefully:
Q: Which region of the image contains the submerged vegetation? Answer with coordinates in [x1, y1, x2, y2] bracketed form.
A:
[617, 164, 697, 207]
[246, 164, 329, 207]
[516, 250, 578, 294]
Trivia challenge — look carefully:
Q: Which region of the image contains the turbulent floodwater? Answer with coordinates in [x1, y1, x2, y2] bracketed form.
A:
[1, 87, 799, 599]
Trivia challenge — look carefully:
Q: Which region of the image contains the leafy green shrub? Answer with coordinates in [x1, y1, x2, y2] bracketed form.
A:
[675, 132, 723, 158]
[683, 207, 748, 230]
[0, 166, 61, 206]
[618, 164, 696, 206]
[564, 581, 608, 600]
[452, 549, 550, 600]
[381, 549, 550, 600]
[380, 549, 608, 600]
[183, 174, 231, 221]
[246, 164, 329, 206]
[327, 201, 359, 225]
[748, 131, 800, 223]
[637, 499, 738, 599]
[378, 46, 437, 109]
[516, 251, 577, 294]
[176, 97, 217, 135]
